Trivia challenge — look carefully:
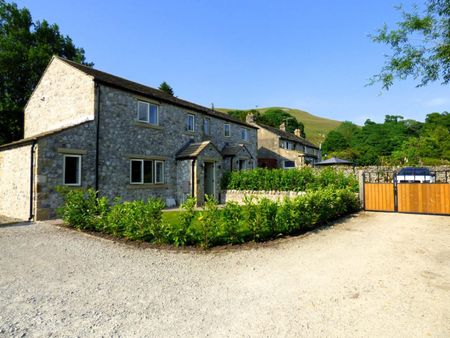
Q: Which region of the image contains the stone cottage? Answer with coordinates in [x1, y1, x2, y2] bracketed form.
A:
[245, 114, 320, 169]
[0, 56, 257, 220]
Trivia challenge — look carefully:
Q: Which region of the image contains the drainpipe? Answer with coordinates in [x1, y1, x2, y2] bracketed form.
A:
[95, 83, 101, 193]
[191, 159, 196, 198]
[29, 140, 37, 221]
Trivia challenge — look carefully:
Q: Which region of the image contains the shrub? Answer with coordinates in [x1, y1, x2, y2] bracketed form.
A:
[165, 197, 197, 246]
[220, 201, 247, 244]
[222, 167, 358, 192]
[57, 188, 109, 231]
[58, 187, 361, 249]
[105, 198, 165, 242]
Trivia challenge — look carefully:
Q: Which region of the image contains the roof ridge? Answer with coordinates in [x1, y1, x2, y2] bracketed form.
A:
[56, 57, 257, 129]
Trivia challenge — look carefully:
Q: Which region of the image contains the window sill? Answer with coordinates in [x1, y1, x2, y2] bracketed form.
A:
[183, 131, 197, 136]
[133, 121, 164, 130]
[127, 183, 170, 190]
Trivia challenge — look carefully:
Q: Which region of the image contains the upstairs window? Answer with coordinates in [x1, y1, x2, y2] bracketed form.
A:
[203, 118, 211, 135]
[224, 123, 230, 137]
[63, 155, 81, 186]
[130, 159, 165, 184]
[280, 140, 293, 150]
[137, 101, 159, 125]
[241, 128, 249, 141]
[186, 114, 195, 132]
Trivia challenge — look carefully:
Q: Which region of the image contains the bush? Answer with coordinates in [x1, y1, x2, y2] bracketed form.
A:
[57, 188, 109, 231]
[105, 199, 165, 242]
[58, 187, 360, 249]
[222, 167, 358, 192]
[165, 197, 197, 246]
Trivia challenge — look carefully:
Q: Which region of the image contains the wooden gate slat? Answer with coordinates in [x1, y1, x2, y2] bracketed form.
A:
[364, 183, 395, 211]
[397, 184, 450, 214]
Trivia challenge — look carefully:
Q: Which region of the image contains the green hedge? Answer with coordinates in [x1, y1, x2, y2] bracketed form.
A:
[58, 187, 360, 248]
[221, 167, 358, 192]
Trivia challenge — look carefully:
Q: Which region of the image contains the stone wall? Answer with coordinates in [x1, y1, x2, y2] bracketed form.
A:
[96, 84, 258, 205]
[24, 57, 95, 138]
[35, 122, 97, 220]
[315, 165, 450, 183]
[0, 144, 32, 220]
[221, 189, 306, 204]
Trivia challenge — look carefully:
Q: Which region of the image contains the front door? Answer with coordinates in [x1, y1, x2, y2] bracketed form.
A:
[204, 162, 215, 199]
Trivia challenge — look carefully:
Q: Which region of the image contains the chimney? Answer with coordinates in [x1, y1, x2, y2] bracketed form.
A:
[246, 113, 255, 124]
[294, 129, 302, 137]
[279, 122, 286, 131]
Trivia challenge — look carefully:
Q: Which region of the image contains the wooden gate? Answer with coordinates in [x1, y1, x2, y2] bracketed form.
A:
[363, 171, 450, 215]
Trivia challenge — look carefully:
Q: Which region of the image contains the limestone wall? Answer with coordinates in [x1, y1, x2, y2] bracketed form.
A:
[221, 189, 306, 204]
[0, 144, 32, 220]
[24, 57, 95, 138]
[35, 122, 97, 220]
[96, 85, 257, 205]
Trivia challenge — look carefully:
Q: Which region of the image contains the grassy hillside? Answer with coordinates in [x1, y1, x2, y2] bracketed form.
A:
[218, 107, 341, 145]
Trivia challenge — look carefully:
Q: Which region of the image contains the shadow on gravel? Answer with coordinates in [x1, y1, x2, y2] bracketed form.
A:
[0, 221, 31, 228]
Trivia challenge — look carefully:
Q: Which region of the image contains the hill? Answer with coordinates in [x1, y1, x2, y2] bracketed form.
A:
[217, 107, 341, 145]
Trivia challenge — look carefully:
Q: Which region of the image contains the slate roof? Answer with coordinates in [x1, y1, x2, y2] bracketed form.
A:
[0, 120, 93, 151]
[222, 143, 252, 157]
[314, 157, 354, 165]
[256, 123, 319, 149]
[57, 57, 256, 129]
[176, 141, 220, 159]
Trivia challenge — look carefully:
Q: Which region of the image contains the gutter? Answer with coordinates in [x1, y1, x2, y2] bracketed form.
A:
[95, 83, 101, 192]
[28, 140, 37, 221]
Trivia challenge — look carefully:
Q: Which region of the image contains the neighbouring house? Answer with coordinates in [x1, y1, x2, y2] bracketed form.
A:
[0, 56, 257, 220]
[245, 114, 321, 169]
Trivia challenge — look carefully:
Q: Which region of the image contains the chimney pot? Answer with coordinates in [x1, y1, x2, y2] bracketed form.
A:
[279, 122, 286, 131]
[294, 129, 302, 137]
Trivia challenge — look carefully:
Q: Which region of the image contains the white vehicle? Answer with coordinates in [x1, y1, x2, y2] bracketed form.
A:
[396, 167, 435, 183]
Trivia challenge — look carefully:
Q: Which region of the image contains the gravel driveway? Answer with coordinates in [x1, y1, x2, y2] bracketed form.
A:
[1, 212, 449, 337]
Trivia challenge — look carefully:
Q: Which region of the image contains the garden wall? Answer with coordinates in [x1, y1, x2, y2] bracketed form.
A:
[221, 189, 306, 204]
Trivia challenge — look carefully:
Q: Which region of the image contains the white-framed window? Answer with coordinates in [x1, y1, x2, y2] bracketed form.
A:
[241, 128, 249, 141]
[186, 114, 195, 132]
[155, 161, 164, 184]
[203, 118, 211, 135]
[283, 160, 295, 169]
[130, 159, 164, 184]
[224, 123, 230, 137]
[63, 155, 81, 186]
[137, 100, 159, 125]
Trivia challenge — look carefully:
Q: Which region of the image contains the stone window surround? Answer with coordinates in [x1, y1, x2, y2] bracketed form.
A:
[137, 100, 159, 126]
[63, 154, 82, 186]
[240, 127, 249, 142]
[129, 158, 165, 185]
[203, 117, 211, 135]
[224, 123, 231, 137]
[186, 113, 195, 132]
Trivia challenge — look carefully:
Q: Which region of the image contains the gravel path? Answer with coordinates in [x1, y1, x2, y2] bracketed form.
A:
[1, 212, 449, 337]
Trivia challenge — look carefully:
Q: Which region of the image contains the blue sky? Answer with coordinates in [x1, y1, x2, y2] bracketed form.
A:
[17, 0, 449, 124]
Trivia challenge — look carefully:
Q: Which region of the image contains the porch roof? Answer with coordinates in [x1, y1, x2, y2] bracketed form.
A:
[176, 141, 221, 160]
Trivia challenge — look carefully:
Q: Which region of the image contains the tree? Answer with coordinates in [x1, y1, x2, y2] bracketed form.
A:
[370, 0, 450, 89]
[158, 81, 174, 95]
[258, 108, 305, 137]
[0, 0, 91, 144]
[321, 131, 349, 154]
